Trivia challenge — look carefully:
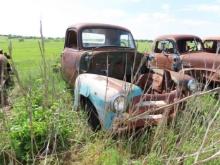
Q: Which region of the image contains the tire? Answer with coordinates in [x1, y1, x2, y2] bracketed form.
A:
[85, 99, 101, 131]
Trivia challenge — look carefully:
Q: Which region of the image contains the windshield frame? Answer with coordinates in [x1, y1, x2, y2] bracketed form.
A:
[79, 27, 136, 50]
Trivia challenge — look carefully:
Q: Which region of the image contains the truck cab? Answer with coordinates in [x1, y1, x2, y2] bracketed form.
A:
[61, 23, 144, 86]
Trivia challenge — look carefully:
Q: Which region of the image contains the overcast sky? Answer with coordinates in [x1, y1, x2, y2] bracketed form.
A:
[0, 0, 220, 39]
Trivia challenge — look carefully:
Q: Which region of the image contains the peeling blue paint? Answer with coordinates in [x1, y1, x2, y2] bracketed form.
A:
[104, 111, 116, 129]
[74, 74, 143, 129]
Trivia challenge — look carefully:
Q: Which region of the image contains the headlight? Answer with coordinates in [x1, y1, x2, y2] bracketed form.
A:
[187, 79, 198, 92]
[112, 96, 126, 113]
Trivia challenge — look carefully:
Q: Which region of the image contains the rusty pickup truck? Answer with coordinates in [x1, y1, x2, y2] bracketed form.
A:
[148, 35, 220, 86]
[61, 24, 198, 131]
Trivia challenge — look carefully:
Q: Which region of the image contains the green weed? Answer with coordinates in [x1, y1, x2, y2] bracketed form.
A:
[0, 35, 220, 164]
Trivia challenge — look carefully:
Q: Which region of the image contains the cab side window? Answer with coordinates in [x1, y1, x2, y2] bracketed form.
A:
[65, 30, 77, 49]
[204, 40, 216, 53]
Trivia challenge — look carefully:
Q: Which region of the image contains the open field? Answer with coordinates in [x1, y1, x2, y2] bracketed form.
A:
[0, 36, 152, 75]
[0, 36, 64, 79]
[0, 36, 220, 164]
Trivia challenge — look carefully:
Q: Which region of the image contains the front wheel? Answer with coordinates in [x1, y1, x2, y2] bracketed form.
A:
[85, 99, 101, 131]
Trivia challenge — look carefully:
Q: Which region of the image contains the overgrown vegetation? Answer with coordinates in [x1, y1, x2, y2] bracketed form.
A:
[0, 34, 220, 164]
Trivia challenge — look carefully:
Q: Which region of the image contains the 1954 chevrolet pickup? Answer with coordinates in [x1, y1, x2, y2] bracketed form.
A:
[61, 24, 198, 131]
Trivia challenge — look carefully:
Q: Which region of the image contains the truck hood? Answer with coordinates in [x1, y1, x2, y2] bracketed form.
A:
[74, 73, 143, 107]
[181, 51, 217, 57]
[181, 51, 220, 69]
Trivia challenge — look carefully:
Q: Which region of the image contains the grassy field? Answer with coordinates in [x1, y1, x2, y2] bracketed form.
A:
[136, 40, 152, 53]
[0, 36, 63, 79]
[0, 36, 220, 164]
[0, 36, 151, 76]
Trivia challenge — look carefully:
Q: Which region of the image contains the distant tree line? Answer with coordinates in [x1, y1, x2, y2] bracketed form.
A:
[1, 35, 153, 43]
[0, 34, 65, 41]
[135, 39, 153, 43]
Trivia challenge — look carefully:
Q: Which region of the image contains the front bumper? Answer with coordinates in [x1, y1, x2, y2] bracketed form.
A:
[112, 108, 177, 133]
[112, 90, 180, 132]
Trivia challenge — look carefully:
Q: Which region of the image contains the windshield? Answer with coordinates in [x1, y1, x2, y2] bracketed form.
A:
[177, 38, 203, 54]
[81, 28, 135, 48]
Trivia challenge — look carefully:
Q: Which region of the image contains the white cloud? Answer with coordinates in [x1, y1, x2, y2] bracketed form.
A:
[127, 7, 220, 39]
[161, 4, 171, 12]
[0, 0, 220, 40]
[122, 11, 176, 39]
[197, 4, 220, 13]
[181, 19, 212, 26]
[180, 2, 220, 15]
[117, 0, 144, 3]
[0, 0, 127, 37]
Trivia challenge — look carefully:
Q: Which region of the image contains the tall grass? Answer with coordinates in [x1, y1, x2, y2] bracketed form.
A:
[0, 31, 220, 164]
[0, 24, 92, 164]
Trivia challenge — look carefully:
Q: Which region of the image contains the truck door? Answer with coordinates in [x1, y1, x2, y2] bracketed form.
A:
[61, 29, 80, 85]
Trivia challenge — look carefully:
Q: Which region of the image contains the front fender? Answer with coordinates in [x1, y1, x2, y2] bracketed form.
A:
[74, 73, 143, 129]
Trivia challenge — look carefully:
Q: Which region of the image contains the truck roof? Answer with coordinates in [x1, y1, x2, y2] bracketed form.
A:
[203, 36, 220, 41]
[68, 23, 131, 32]
[155, 34, 201, 41]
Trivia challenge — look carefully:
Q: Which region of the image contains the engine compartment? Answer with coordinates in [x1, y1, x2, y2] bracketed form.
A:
[79, 51, 181, 95]
[136, 70, 176, 94]
[80, 51, 144, 81]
